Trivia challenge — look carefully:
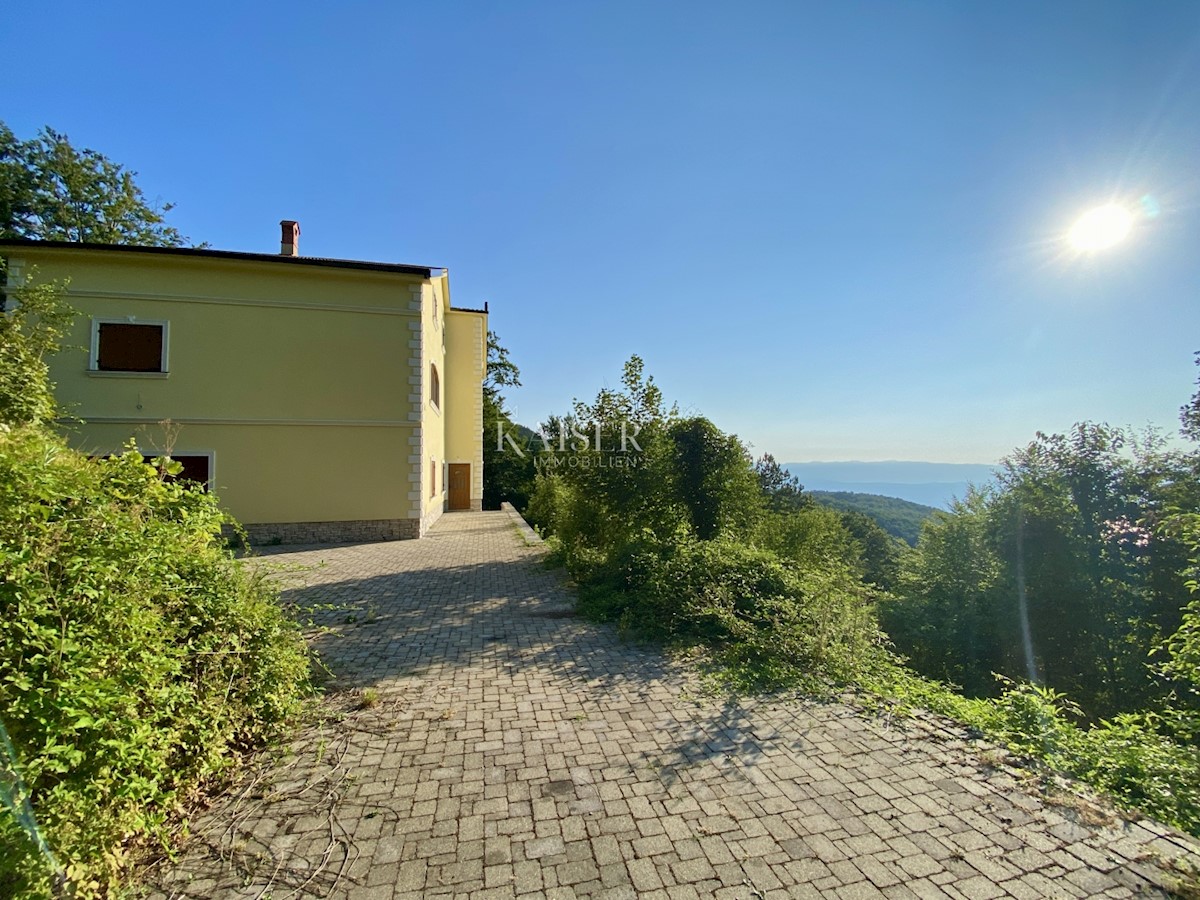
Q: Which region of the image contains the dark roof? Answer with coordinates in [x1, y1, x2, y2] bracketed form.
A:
[0, 238, 436, 278]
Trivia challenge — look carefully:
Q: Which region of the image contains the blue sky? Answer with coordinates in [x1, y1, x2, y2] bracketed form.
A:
[7, 1, 1200, 463]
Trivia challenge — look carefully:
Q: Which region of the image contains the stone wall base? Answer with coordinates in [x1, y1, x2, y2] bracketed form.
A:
[229, 518, 420, 546]
[470, 499, 483, 512]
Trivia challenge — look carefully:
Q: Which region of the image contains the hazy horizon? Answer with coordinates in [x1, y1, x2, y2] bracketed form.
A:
[783, 460, 1000, 509]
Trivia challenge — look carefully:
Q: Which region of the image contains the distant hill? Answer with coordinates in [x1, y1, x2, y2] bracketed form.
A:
[785, 461, 997, 509]
[809, 491, 940, 545]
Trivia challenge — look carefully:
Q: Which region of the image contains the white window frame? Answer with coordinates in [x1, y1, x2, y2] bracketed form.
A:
[89, 317, 170, 376]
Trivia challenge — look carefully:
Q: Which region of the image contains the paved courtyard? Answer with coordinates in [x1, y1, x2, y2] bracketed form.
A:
[149, 510, 1200, 899]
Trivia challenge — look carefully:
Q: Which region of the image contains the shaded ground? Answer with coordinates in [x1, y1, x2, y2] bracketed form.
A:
[146, 511, 1200, 899]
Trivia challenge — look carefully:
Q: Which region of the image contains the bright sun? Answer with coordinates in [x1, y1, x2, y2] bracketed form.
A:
[1068, 203, 1134, 252]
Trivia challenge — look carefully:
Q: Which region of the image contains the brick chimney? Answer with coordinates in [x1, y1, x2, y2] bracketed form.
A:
[280, 220, 300, 256]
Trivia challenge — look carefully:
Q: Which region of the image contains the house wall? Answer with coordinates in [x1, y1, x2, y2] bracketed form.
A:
[10, 246, 439, 542]
[417, 275, 447, 533]
[445, 307, 486, 510]
[71, 421, 415, 525]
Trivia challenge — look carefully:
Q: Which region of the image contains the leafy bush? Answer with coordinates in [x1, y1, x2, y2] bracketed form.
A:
[870, 665, 1200, 836]
[535, 358, 896, 694]
[0, 427, 310, 898]
[574, 533, 888, 691]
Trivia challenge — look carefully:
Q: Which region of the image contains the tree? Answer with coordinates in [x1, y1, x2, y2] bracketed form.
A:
[482, 331, 535, 510]
[484, 330, 521, 405]
[1183, 352, 1200, 443]
[670, 417, 760, 540]
[880, 490, 1006, 695]
[884, 419, 1200, 719]
[528, 356, 681, 554]
[754, 453, 810, 510]
[0, 122, 190, 246]
[0, 266, 74, 426]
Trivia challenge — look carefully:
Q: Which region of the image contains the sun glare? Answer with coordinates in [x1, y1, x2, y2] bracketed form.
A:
[1067, 203, 1134, 252]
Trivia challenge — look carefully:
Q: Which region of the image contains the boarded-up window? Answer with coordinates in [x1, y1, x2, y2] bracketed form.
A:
[163, 455, 211, 488]
[145, 453, 211, 489]
[94, 452, 211, 489]
[97, 323, 165, 372]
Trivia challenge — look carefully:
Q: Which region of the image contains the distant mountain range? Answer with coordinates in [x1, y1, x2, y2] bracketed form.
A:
[784, 461, 998, 510]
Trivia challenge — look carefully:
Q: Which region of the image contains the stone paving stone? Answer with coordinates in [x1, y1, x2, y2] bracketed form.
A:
[145, 511, 1200, 899]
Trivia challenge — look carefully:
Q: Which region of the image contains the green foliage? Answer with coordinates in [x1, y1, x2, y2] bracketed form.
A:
[528, 356, 681, 556]
[1073, 712, 1200, 831]
[808, 489, 939, 545]
[880, 490, 1006, 697]
[0, 427, 310, 897]
[669, 417, 761, 540]
[535, 357, 890, 695]
[0, 122, 190, 246]
[1154, 510, 1200, 740]
[874, 371, 1200, 837]
[885, 423, 1199, 720]
[483, 330, 521, 405]
[0, 267, 76, 427]
[835, 509, 906, 590]
[755, 503, 860, 573]
[870, 665, 1200, 835]
[754, 453, 810, 511]
[482, 331, 536, 510]
[575, 535, 887, 691]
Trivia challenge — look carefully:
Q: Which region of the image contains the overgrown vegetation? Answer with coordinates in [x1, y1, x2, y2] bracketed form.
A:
[0, 269, 310, 897]
[881, 422, 1200, 720]
[526, 357, 895, 692]
[528, 354, 1200, 837]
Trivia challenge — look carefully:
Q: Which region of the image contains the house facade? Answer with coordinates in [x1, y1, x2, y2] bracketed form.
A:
[0, 224, 486, 543]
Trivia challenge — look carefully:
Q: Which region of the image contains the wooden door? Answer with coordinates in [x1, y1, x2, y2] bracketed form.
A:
[448, 464, 471, 511]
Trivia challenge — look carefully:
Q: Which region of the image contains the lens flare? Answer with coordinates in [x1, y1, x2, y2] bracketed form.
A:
[1067, 203, 1134, 252]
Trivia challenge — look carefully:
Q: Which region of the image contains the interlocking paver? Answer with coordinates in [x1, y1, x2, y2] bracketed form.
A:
[147, 510, 1200, 898]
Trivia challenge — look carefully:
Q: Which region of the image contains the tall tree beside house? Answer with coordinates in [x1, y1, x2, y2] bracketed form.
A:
[482, 331, 536, 510]
[0, 121, 191, 246]
[0, 268, 74, 426]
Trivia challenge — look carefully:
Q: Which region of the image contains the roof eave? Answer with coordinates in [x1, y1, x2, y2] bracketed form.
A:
[0, 238, 436, 279]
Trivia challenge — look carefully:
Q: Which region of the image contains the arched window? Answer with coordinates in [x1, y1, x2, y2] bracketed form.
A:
[430, 363, 440, 409]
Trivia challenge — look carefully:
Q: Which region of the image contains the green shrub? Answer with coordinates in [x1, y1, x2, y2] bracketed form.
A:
[0, 427, 310, 898]
[578, 536, 888, 691]
[1072, 712, 1200, 832]
[871, 665, 1200, 836]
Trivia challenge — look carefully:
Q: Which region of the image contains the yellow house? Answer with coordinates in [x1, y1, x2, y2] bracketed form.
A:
[0, 222, 487, 542]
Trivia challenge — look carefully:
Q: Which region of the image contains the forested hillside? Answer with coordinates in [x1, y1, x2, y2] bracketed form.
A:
[809, 490, 939, 545]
